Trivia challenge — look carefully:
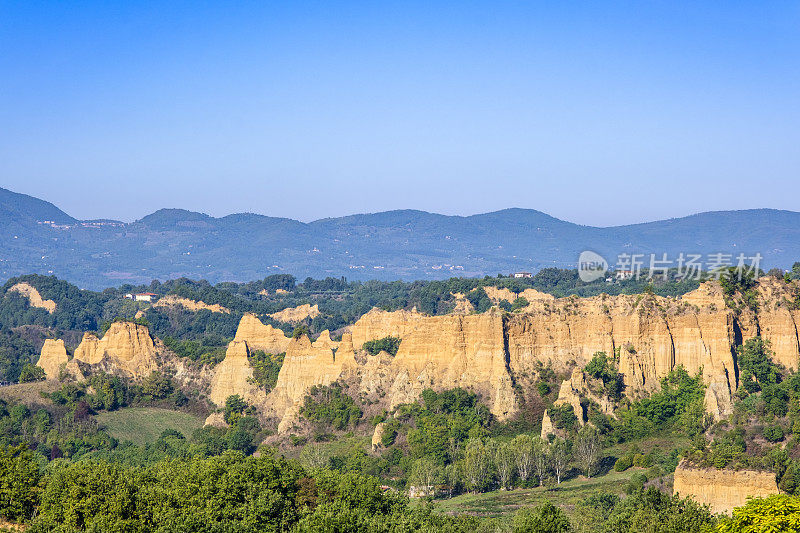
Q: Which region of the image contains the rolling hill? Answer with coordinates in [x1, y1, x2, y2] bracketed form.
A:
[0, 186, 798, 288]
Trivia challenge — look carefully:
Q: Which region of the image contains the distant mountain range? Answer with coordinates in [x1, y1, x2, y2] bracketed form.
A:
[0, 186, 798, 289]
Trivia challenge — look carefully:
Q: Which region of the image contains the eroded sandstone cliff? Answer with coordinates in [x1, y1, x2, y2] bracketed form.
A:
[269, 304, 320, 323]
[37, 339, 68, 379]
[154, 294, 230, 314]
[233, 314, 291, 354]
[212, 279, 800, 431]
[67, 321, 160, 379]
[9, 282, 57, 313]
[673, 460, 780, 514]
[208, 341, 265, 407]
[55, 279, 800, 436]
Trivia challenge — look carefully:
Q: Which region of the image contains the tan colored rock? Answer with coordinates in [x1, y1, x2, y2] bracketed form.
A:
[37, 339, 68, 380]
[483, 286, 517, 304]
[204, 412, 228, 428]
[540, 410, 555, 439]
[71, 322, 159, 378]
[209, 341, 265, 407]
[154, 294, 230, 314]
[348, 307, 516, 420]
[673, 460, 779, 514]
[267, 334, 355, 432]
[482, 286, 554, 307]
[269, 304, 320, 323]
[507, 285, 739, 417]
[233, 314, 291, 354]
[553, 369, 586, 425]
[450, 293, 475, 314]
[372, 422, 386, 450]
[8, 282, 56, 313]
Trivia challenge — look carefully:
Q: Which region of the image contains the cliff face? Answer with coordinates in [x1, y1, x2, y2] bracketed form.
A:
[506, 284, 741, 418]
[37, 339, 68, 379]
[208, 341, 265, 407]
[349, 308, 516, 419]
[267, 333, 351, 432]
[56, 279, 800, 434]
[8, 282, 57, 313]
[68, 322, 160, 379]
[673, 461, 779, 514]
[233, 314, 291, 354]
[244, 279, 800, 431]
[269, 304, 320, 323]
[154, 294, 230, 314]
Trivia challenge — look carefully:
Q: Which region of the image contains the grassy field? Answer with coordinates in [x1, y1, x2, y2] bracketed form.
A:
[0, 380, 60, 405]
[433, 468, 641, 520]
[95, 407, 204, 445]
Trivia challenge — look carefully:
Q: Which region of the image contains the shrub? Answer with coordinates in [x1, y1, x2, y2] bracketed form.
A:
[18, 363, 45, 383]
[764, 425, 785, 443]
[614, 455, 633, 472]
[301, 383, 362, 430]
[362, 336, 402, 356]
[548, 404, 578, 431]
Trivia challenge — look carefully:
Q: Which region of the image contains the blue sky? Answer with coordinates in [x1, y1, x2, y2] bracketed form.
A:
[1, 1, 798, 225]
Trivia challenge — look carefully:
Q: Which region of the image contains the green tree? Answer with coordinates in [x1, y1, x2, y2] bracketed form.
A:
[574, 425, 601, 478]
[18, 363, 45, 383]
[0, 444, 41, 522]
[224, 394, 248, 425]
[408, 457, 442, 497]
[717, 495, 800, 533]
[491, 440, 516, 490]
[512, 501, 572, 533]
[550, 438, 570, 484]
[737, 337, 779, 393]
[463, 438, 492, 492]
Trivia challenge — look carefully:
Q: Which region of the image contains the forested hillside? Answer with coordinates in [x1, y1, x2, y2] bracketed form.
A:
[2, 269, 800, 531]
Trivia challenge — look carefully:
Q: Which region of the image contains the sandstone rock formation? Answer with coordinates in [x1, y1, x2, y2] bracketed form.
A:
[269, 304, 320, 323]
[37, 339, 68, 380]
[268, 333, 352, 433]
[541, 369, 616, 438]
[450, 293, 475, 314]
[483, 286, 554, 307]
[58, 279, 800, 436]
[553, 370, 587, 425]
[234, 314, 292, 354]
[349, 308, 517, 421]
[208, 341, 265, 407]
[8, 282, 56, 313]
[66, 321, 160, 379]
[154, 294, 230, 314]
[372, 422, 386, 450]
[673, 460, 779, 514]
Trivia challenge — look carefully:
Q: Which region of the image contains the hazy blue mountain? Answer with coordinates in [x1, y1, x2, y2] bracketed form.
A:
[0, 187, 797, 289]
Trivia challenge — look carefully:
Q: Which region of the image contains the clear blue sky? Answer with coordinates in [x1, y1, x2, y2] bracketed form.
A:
[1, 1, 798, 225]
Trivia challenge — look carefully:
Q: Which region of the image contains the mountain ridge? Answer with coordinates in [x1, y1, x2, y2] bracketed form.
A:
[1, 187, 798, 288]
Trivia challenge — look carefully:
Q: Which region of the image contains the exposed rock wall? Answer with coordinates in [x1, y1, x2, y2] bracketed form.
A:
[268, 333, 353, 432]
[154, 294, 230, 314]
[68, 322, 160, 379]
[208, 341, 265, 407]
[506, 285, 741, 417]
[37, 339, 68, 379]
[269, 304, 320, 323]
[673, 461, 780, 514]
[8, 282, 57, 313]
[234, 314, 291, 354]
[348, 308, 516, 421]
[62, 279, 800, 435]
